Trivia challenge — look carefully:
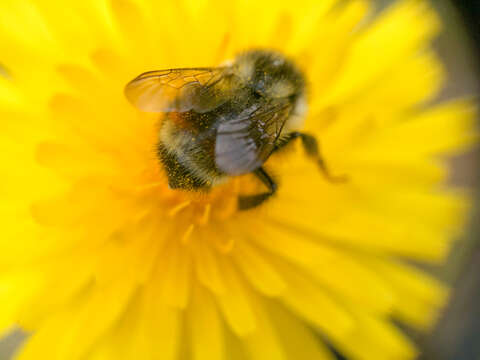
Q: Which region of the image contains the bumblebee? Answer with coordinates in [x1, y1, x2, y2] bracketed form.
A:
[125, 50, 343, 210]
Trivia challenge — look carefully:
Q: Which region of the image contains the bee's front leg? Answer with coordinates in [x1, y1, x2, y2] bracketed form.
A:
[275, 132, 348, 183]
[238, 167, 277, 210]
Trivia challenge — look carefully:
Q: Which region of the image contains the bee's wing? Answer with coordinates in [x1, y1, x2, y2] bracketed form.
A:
[215, 101, 292, 175]
[124, 67, 233, 113]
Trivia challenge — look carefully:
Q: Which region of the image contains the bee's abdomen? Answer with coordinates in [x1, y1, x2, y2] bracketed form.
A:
[158, 115, 226, 190]
[157, 143, 210, 189]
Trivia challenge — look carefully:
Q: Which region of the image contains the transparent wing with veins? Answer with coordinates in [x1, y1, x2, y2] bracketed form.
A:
[215, 101, 292, 175]
[124, 67, 236, 113]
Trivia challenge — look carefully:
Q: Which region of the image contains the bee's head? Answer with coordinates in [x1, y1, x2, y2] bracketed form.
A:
[234, 50, 306, 102]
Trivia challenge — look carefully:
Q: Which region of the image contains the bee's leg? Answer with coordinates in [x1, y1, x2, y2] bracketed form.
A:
[238, 167, 277, 210]
[275, 132, 347, 182]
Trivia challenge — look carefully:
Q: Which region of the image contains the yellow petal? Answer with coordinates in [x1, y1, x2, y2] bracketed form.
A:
[232, 240, 287, 297]
[334, 312, 417, 360]
[280, 262, 354, 341]
[88, 287, 181, 360]
[0, 0, 57, 65]
[267, 300, 336, 360]
[192, 237, 227, 295]
[16, 277, 137, 360]
[215, 259, 256, 336]
[356, 100, 478, 158]
[285, 0, 340, 53]
[320, 0, 441, 106]
[0, 272, 43, 338]
[154, 242, 192, 308]
[188, 284, 224, 360]
[243, 295, 287, 360]
[247, 220, 394, 313]
[0, 77, 24, 108]
[367, 258, 448, 329]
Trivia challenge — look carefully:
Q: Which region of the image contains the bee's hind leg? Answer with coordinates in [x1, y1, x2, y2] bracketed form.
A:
[238, 167, 277, 210]
[275, 132, 348, 183]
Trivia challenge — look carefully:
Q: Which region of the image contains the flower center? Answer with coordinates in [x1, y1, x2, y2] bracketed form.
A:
[137, 172, 264, 217]
[133, 173, 262, 252]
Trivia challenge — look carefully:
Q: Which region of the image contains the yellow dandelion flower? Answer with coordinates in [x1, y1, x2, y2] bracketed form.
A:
[0, 0, 477, 359]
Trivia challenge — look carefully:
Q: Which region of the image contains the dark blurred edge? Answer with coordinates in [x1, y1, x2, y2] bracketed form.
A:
[420, 1, 480, 360]
[450, 0, 480, 58]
